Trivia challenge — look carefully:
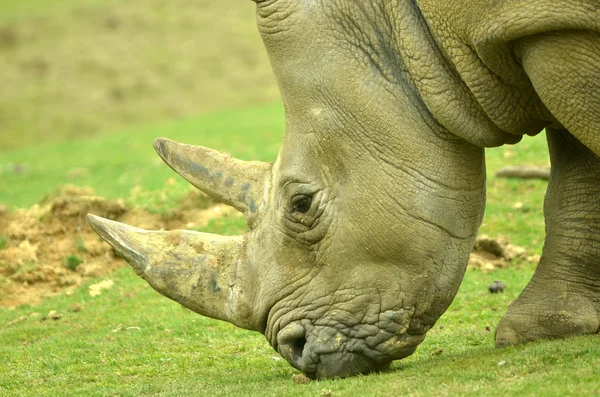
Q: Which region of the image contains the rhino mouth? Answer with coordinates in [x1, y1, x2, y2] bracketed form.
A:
[271, 310, 427, 379]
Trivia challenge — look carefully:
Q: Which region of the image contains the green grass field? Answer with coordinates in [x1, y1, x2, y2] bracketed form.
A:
[1, 0, 599, 396]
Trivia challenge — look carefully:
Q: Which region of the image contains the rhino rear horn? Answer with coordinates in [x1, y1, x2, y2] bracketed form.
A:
[154, 138, 271, 224]
[87, 214, 260, 331]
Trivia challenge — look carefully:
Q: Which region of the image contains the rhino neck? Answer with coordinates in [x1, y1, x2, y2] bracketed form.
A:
[318, 0, 531, 147]
[392, 0, 554, 147]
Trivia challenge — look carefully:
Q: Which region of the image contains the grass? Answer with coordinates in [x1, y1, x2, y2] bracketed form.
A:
[75, 237, 86, 253]
[64, 255, 83, 271]
[482, 135, 549, 252]
[1, 260, 598, 395]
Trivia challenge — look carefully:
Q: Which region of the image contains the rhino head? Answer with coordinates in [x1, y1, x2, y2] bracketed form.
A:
[88, 0, 490, 379]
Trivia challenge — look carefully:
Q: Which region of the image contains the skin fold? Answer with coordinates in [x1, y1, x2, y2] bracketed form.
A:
[89, 0, 600, 379]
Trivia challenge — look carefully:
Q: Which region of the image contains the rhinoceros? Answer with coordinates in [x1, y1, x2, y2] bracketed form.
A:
[87, 0, 600, 379]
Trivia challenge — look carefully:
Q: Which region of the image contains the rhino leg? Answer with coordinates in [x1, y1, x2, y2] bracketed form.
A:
[496, 128, 600, 346]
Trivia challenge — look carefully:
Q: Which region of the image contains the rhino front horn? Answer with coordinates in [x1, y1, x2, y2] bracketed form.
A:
[87, 214, 259, 331]
[153, 138, 271, 224]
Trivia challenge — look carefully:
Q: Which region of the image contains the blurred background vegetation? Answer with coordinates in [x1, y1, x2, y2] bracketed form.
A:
[0, 0, 280, 151]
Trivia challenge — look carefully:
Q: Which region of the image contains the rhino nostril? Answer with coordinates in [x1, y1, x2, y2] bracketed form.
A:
[280, 334, 307, 368]
[277, 323, 307, 368]
[290, 336, 306, 365]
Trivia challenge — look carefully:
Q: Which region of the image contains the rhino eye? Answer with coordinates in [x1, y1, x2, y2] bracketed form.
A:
[292, 195, 312, 213]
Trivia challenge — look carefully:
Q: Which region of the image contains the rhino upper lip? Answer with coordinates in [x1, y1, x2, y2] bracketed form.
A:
[270, 310, 425, 376]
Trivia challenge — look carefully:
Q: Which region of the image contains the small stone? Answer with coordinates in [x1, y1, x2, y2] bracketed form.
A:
[488, 280, 506, 293]
[48, 310, 62, 320]
[498, 360, 507, 367]
[292, 373, 311, 384]
[431, 348, 444, 356]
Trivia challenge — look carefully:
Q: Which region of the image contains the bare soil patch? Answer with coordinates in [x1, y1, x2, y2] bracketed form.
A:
[0, 185, 240, 308]
[469, 235, 539, 272]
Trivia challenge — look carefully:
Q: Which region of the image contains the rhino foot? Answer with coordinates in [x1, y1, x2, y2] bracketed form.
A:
[495, 276, 600, 347]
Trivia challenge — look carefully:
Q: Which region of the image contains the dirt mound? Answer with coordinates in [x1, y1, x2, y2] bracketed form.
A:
[468, 235, 539, 272]
[0, 185, 240, 308]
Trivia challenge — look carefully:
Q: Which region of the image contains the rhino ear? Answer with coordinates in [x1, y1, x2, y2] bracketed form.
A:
[154, 138, 271, 224]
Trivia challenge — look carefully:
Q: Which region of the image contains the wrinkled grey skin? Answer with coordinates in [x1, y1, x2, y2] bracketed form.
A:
[88, 0, 600, 379]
